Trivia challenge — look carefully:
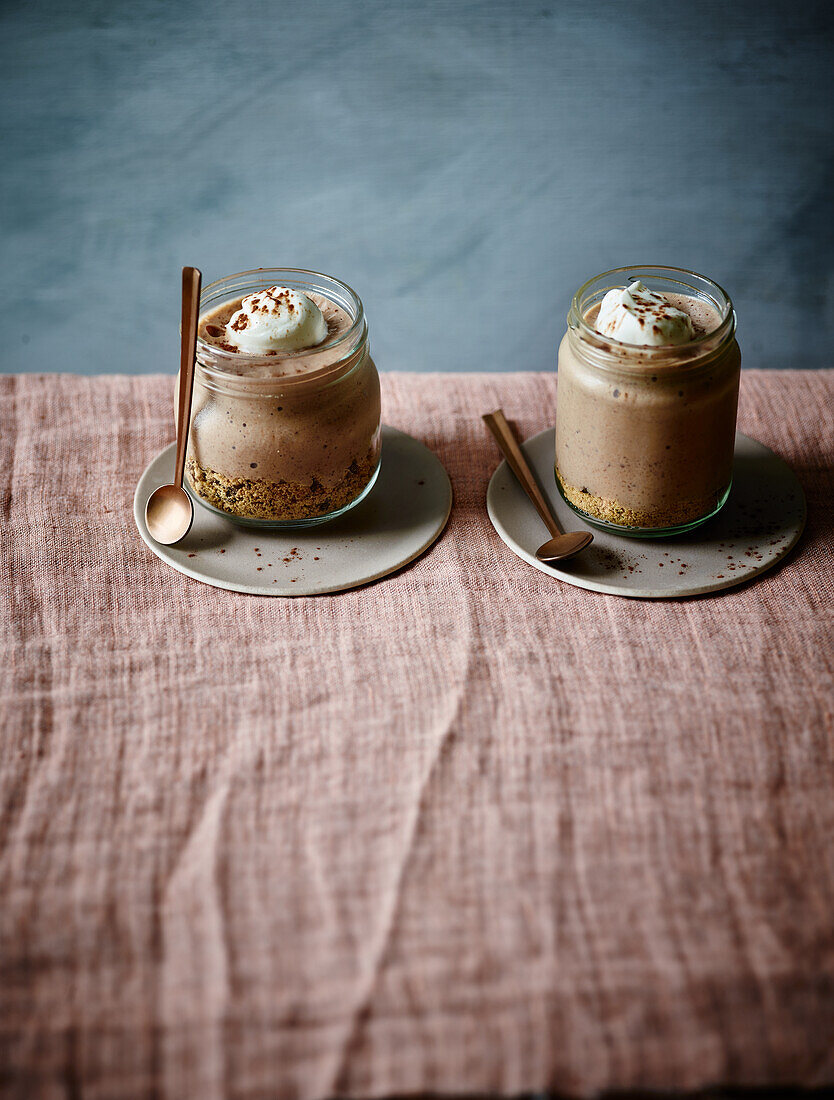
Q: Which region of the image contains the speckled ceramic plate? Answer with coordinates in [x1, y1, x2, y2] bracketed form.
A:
[134, 426, 452, 595]
[486, 429, 806, 599]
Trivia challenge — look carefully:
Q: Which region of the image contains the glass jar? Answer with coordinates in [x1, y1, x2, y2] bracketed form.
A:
[555, 266, 740, 537]
[179, 268, 381, 529]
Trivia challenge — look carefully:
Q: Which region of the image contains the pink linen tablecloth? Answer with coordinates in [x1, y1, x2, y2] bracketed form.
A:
[1, 370, 833, 1100]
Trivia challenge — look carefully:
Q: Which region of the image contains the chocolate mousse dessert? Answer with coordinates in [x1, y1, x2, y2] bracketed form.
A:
[184, 271, 381, 527]
[555, 269, 740, 535]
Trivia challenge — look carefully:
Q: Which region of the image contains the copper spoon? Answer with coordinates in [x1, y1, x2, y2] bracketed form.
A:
[483, 409, 593, 563]
[145, 267, 202, 545]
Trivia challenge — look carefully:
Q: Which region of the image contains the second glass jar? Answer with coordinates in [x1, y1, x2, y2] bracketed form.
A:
[555, 266, 741, 537]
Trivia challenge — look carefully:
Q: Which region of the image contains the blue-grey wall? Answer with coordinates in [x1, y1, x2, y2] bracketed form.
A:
[2, 0, 832, 375]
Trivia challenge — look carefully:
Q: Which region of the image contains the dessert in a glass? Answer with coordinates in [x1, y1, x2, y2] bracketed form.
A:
[555, 266, 740, 536]
[180, 268, 380, 528]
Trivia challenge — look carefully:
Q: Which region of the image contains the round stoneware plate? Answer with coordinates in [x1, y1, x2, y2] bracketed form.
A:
[134, 426, 452, 596]
[487, 429, 806, 599]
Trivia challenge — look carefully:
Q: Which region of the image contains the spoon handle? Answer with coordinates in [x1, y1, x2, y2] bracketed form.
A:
[174, 266, 202, 489]
[483, 409, 562, 538]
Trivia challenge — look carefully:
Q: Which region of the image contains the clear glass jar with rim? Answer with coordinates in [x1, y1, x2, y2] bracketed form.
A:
[555, 265, 740, 537]
[177, 268, 381, 529]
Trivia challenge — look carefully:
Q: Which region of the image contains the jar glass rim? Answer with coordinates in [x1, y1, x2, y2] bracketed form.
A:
[196, 267, 367, 387]
[570, 265, 735, 360]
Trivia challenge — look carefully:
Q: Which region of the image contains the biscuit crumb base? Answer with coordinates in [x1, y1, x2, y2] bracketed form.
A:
[187, 450, 377, 521]
[555, 466, 719, 529]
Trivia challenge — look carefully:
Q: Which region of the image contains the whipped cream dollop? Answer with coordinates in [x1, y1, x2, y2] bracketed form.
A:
[595, 281, 695, 347]
[225, 286, 328, 353]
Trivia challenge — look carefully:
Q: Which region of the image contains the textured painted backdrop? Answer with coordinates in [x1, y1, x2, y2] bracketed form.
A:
[1, 0, 832, 375]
